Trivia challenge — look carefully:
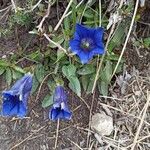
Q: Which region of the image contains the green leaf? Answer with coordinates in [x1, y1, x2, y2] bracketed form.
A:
[48, 34, 64, 48]
[81, 75, 89, 91]
[47, 80, 56, 92]
[77, 65, 95, 75]
[68, 76, 81, 97]
[31, 76, 40, 94]
[113, 62, 124, 74]
[12, 69, 23, 80]
[108, 20, 129, 52]
[86, 74, 95, 94]
[0, 60, 9, 67]
[56, 50, 65, 62]
[35, 64, 46, 82]
[143, 37, 150, 48]
[42, 95, 53, 108]
[5, 68, 12, 86]
[62, 64, 76, 77]
[12, 65, 25, 73]
[98, 81, 109, 96]
[0, 67, 5, 75]
[100, 61, 112, 83]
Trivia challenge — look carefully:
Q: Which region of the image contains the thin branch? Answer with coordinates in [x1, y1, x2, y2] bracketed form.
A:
[54, 0, 74, 31]
[91, 22, 116, 93]
[0, 5, 12, 13]
[91, 0, 125, 93]
[54, 119, 60, 149]
[131, 90, 150, 150]
[37, 3, 51, 32]
[31, 0, 42, 11]
[43, 33, 68, 54]
[11, 0, 17, 12]
[67, 138, 83, 150]
[99, 0, 102, 27]
[111, 0, 139, 78]
[64, 0, 84, 18]
[35, 72, 54, 102]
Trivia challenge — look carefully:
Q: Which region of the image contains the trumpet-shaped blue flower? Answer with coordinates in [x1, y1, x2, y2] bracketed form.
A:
[49, 86, 72, 120]
[1, 74, 33, 118]
[69, 23, 105, 64]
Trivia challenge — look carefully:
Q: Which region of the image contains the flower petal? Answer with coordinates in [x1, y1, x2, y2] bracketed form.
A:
[11, 74, 32, 94]
[17, 102, 26, 118]
[2, 94, 18, 116]
[76, 24, 96, 37]
[94, 27, 104, 47]
[75, 23, 89, 38]
[63, 111, 72, 120]
[49, 108, 59, 120]
[89, 47, 105, 58]
[69, 39, 81, 54]
[54, 86, 67, 103]
[1, 74, 32, 118]
[77, 51, 90, 64]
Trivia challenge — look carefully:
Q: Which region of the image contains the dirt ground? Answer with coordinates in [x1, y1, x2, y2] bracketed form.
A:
[0, 0, 150, 150]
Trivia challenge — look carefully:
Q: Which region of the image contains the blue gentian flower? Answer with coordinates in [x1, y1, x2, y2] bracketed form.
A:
[49, 86, 72, 120]
[69, 23, 105, 64]
[1, 73, 33, 118]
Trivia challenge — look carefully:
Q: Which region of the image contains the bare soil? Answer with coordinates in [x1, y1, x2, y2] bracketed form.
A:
[0, 1, 150, 150]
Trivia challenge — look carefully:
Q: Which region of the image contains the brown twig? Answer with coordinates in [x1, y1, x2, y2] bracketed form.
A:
[131, 91, 150, 150]
[54, 119, 60, 149]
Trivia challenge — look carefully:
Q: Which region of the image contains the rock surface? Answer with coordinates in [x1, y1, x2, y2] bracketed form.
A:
[91, 113, 113, 136]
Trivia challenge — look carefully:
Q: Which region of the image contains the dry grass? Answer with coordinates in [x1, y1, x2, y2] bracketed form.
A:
[94, 68, 150, 150]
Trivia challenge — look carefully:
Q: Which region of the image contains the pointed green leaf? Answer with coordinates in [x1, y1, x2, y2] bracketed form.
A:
[62, 64, 76, 77]
[77, 65, 95, 75]
[31, 76, 40, 94]
[42, 95, 53, 108]
[0, 67, 5, 75]
[98, 81, 109, 96]
[81, 75, 89, 91]
[86, 74, 95, 94]
[35, 64, 46, 82]
[5, 68, 12, 86]
[69, 76, 81, 97]
[12, 69, 23, 80]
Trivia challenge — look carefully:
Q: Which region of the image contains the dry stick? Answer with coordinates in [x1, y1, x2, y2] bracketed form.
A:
[11, 0, 17, 12]
[86, 91, 96, 148]
[35, 72, 54, 102]
[79, 96, 90, 110]
[91, 22, 116, 93]
[99, 102, 150, 126]
[131, 91, 150, 150]
[99, 0, 102, 27]
[54, 119, 60, 149]
[43, 33, 68, 54]
[36, 2, 68, 55]
[126, 134, 150, 149]
[10, 134, 33, 150]
[54, 0, 74, 31]
[67, 138, 83, 150]
[0, 5, 12, 13]
[37, 3, 51, 32]
[91, 0, 124, 93]
[10, 126, 46, 150]
[0, 6, 11, 21]
[64, 0, 84, 18]
[31, 0, 43, 11]
[111, 0, 139, 79]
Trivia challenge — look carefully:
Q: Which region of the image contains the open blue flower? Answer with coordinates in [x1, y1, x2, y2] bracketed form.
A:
[49, 86, 72, 121]
[1, 73, 33, 118]
[69, 23, 105, 64]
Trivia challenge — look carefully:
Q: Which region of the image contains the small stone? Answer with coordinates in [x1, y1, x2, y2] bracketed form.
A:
[91, 113, 113, 136]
